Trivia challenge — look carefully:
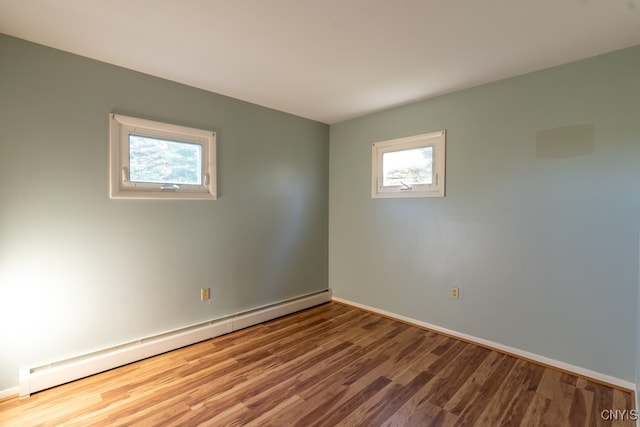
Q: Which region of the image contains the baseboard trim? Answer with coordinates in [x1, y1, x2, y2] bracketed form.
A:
[0, 386, 18, 402]
[17, 289, 332, 398]
[333, 296, 636, 392]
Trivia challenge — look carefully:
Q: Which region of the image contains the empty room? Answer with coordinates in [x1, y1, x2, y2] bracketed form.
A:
[1, 1, 639, 426]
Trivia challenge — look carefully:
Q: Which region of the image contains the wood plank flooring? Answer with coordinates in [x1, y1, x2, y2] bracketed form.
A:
[0, 302, 635, 426]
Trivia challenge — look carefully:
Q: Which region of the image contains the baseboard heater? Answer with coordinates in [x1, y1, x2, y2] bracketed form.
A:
[19, 289, 332, 398]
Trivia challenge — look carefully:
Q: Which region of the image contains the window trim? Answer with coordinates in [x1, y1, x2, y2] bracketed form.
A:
[371, 130, 446, 198]
[109, 114, 217, 200]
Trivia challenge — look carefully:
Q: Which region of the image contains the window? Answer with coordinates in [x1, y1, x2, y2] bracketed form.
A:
[109, 114, 216, 200]
[371, 130, 446, 198]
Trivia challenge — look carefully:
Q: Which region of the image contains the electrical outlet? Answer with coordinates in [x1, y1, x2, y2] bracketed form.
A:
[450, 287, 459, 300]
[200, 287, 210, 301]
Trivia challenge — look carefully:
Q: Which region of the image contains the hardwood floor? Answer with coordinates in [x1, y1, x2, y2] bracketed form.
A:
[0, 302, 635, 426]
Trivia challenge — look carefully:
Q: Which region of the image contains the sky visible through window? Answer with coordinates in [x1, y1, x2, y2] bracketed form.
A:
[129, 135, 202, 185]
[382, 146, 433, 187]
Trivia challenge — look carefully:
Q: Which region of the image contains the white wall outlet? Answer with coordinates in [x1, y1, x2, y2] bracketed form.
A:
[450, 287, 459, 300]
[200, 287, 210, 301]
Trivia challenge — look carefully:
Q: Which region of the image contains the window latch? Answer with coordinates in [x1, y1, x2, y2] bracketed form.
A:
[121, 167, 129, 182]
[400, 181, 413, 190]
[160, 184, 180, 191]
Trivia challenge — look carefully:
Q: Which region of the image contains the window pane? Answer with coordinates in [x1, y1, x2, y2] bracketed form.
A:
[382, 146, 433, 187]
[129, 135, 202, 185]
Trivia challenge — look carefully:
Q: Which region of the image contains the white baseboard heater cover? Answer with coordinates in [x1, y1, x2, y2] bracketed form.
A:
[19, 289, 332, 398]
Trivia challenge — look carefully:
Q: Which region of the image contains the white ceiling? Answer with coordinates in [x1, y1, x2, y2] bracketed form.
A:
[1, 1, 639, 124]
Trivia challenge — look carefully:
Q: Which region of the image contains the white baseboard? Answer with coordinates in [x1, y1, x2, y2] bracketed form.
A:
[333, 296, 636, 392]
[18, 289, 332, 398]
[0, 386, 19, 401]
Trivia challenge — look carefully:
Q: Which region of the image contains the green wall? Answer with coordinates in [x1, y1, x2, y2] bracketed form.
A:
[329, 47, 640, 381]
[0, 35, 329, 391]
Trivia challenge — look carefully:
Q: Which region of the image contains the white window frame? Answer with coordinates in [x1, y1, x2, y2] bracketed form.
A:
[109, 114, 216, 200]
[371, 130, 446, 198]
